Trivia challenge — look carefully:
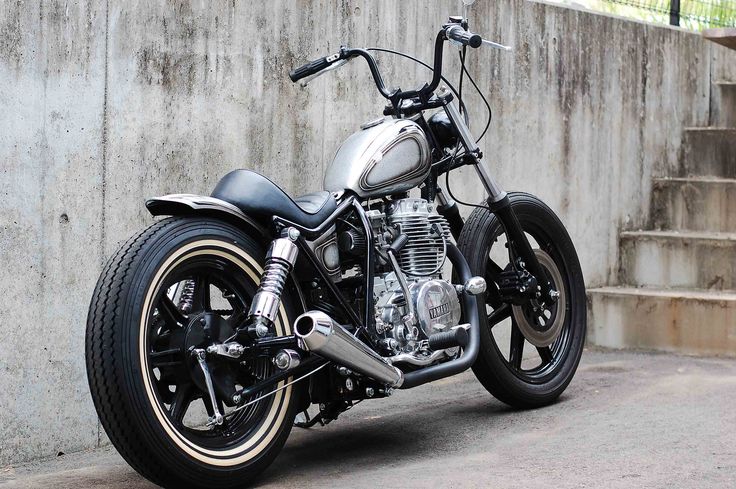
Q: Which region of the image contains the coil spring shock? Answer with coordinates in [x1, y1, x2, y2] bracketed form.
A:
[177, 279, 196, 313]
[247, 228, 300, 337]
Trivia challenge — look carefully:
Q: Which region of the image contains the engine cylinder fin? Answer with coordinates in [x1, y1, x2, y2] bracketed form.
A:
[387, 199, 451, 276]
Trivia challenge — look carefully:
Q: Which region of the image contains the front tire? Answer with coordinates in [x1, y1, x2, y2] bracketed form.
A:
[457, 193, 586, 408]
[86, 217, 300, 488]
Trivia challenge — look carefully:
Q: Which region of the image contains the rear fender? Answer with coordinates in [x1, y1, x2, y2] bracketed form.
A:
[146, 194, 270, 242]
[145, 193, 309, 315]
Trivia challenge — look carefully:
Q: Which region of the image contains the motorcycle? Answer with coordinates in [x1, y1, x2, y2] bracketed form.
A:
[86, 12, 586, 489]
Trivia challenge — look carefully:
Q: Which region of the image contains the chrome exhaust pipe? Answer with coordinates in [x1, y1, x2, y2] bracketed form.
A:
[294, 311, 404, 388]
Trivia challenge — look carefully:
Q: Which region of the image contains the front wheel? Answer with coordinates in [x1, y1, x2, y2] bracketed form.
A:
[457, 193, 586, 408]
[86, 217, 301, 488]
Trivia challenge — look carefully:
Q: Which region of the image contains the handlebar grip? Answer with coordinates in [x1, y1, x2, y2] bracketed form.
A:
[289, 56, 331, 82]
[446, 26, 482, 48]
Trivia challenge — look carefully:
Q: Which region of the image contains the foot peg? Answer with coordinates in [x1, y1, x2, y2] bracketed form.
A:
[428, 325, 469, 350]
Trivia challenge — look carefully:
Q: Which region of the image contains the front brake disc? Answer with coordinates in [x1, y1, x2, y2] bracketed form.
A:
[512, 249, 567, 348]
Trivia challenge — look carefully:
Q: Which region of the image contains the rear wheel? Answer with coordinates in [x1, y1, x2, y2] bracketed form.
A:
[86, 217, 301, 488]
[457, 193, 586, 408]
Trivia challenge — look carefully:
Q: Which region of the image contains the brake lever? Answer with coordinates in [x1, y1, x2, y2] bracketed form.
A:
[481, 38, 512, 51]
[298, 59, 349, 88]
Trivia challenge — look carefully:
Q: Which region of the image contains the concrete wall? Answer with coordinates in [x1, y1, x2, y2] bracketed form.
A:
[1, 0, 733, 465]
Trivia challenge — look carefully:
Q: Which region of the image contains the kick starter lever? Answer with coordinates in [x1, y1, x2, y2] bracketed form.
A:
[193, 348, 224, 426]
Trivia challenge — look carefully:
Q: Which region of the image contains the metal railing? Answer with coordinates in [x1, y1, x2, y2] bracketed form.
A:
[604, 0, 736, 29]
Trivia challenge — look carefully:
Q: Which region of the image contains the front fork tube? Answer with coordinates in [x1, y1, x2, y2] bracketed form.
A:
[436, 157, 552, 299]
[489, 196, 552, 297]
[473, 160, 553, 299]
[442, 90, 552, 300]
[441, 89, 547, 293]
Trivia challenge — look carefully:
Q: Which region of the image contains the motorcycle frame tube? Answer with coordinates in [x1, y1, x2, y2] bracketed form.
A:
[272, 195, 359, 239]
[227, 199, 374, 404]
[278, 197, 374, 339]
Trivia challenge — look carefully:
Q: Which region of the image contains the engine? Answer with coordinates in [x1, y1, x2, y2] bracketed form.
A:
[388, 199, 452, 276]
[370, 198, 462, 363]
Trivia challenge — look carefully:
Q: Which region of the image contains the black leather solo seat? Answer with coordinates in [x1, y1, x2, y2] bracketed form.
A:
[211, 169, 337, 229]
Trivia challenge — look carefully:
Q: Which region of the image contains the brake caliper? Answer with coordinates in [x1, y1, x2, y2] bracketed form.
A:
[496, 264, 538, 305]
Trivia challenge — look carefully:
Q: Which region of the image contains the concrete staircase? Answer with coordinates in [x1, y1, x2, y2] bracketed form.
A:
[588, 81, 736, 356]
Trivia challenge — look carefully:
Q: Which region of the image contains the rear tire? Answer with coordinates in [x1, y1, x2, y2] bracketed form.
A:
[86, 217, 300, 488]
[457, 193, 586, 408]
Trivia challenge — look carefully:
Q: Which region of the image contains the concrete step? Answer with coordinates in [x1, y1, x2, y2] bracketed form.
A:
[703, 28, 736, 50]
[587, 286, 736, 356]
[619, 230, 736, 290]
[713, 81, 736, 128]
[651, 177, 736, 232]
[679, 128, 736, 178]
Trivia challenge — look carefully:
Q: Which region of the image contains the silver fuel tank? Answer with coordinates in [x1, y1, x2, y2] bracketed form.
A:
[323, 118, 431, 198]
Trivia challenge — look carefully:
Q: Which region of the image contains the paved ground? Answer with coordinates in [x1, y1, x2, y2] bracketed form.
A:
[2, 349, 735, 488]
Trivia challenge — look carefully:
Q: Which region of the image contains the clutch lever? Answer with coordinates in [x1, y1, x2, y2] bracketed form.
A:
[299, 59, 350, 88]
[481, 38, 512, 51]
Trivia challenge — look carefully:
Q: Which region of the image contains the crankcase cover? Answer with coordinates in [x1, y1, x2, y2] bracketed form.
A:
[410, 279, 461, 338]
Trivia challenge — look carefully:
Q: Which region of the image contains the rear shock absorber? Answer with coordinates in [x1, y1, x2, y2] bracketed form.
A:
[246, 228, 300, 338]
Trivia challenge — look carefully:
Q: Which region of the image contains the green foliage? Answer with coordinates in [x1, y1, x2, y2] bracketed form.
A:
[552, 0, 736, 30]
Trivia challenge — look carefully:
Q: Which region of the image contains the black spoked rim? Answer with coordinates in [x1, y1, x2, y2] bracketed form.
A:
[146, 254, 277, 450]
[484, 222, 574, 384]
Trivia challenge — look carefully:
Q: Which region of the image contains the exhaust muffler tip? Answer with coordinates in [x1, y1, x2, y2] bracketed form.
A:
[294, 311, 331, 351]
[294, 311, 404, 388]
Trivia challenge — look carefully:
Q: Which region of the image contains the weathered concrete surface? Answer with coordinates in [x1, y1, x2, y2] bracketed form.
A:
[1, 0, 735, 465]
[589, 54, 736, 357]
[588, 288, 736, 355]
[619, 230, 736, 290]
[0, 0, 108, 466]
[2, 350, 736, 489]
[679, 128, 736, 178]
[708, 47, 736, 126]
[713, 82, 736, 127]
[652, 177, 736, 232]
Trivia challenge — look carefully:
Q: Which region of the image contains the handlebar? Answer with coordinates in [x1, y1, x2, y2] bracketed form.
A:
[289, 53, 340, 82]
[288, 17, 510, 112]
[445, 25, 482, 48]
